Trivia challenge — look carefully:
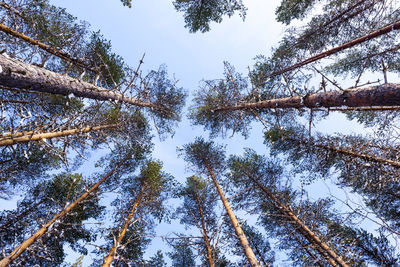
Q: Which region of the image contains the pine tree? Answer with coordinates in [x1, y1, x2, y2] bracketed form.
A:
[0, 173, 104, 266]
[174, 175, 222, 267]
[180, 137, 261, 267]
[102, 161, 173, 266]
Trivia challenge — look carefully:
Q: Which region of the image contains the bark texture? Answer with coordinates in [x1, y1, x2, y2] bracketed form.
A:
[103, 183, 146, 267]
[0, 124, 118, 146]
[0, 159, 128, 267]
[0, 54, 161, 110]
[193, 184, 215, 267]
[205, 164, 260, 267]
[267, 20, 400, 78]
[0, 23, 96, 72]
[214, 83, 400, 111]
[246, 174, 349, 267]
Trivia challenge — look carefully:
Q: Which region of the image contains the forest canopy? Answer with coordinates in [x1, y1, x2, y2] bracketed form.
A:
[1, 0, 400, 266]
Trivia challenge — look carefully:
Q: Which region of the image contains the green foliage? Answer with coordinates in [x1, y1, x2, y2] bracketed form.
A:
[85, 31, 127, 88]
[145, 250, 167, 267]
[189, 62, 253, 137]
[120, 0, 132, 8]
[173, 0, 247, 33]
[142, 65, 187, 137]
[276, 0, 320, 25]
[168, 238, 196, 267]
[0, 173, 104, 265]
[179, 137, 226, 176]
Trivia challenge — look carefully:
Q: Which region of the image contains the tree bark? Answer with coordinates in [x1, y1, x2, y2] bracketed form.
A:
[193, 184, 215, 267]
[245, 173, 349, 267]
[0, 158, 128, 267]
[313, 142, 400, 169]
[205, 163, 260, 267]
[103, 183, 146, 267]
[0, 124, 118, 146]
[0, 23, 96, 72]
[214, 83, 400, 111]
[0, 54, 163, 111]
[266, 20, 400, 78]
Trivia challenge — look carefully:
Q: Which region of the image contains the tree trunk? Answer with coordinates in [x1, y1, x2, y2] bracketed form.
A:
[0, 54, 163, 111]
[102, 183, 146, 267]
[266, 20, 400, 78]
[205, 163, 260, 267]
[313, 142, 400, 169]
[0, 124, 118, 146]
[193, 184, 215, 267]
[214, 83, 400, 111]
[245, 173, 349, 267]
[0, 23, 96, 72]
[0, 158, 128, 267]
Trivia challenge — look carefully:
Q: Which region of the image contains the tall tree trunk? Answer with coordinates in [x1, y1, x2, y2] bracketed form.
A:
[102, 183, 146, 267]
[244, 173, 349, 267]
[0, 54, 164, 111]
[0, 158, 128, 267]
[0, 23, 96, 72]
[193, 184, 215, 267]
[266, 20, 400, 78]
[313, 141, 400, 168]
[0, 124, 118, 146]
[214, 83, 400, 111]
[205, 163, 260, 267]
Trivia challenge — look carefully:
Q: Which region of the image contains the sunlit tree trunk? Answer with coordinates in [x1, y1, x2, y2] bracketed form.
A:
[266, 20, 400, 78]
[245, 173, 349, 267]
[193, 183, 215, 267]
[204, 163, 260, 267]
[0, 158, 128, 267]
[102, 183, 146, 267]
[213, 83, 400, 112]
[0, 23, 96, 72]
[0, 124, 118, 146]
[0, 54, 163, 110]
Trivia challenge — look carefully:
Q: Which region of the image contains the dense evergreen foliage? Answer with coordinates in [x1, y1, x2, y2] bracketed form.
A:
[1, 0, 400, 266]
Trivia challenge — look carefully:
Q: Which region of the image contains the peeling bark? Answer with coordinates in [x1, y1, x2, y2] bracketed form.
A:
[214, 83, 400, 112]
[0, 54, 162, 110]
[0, 124, 118, 146]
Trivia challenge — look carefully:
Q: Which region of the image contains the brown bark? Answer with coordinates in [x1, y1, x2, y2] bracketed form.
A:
[193, 184, 215, 267]
[244, 173, 349, 267]
[328, 106, 400, 111]
[0, 124, 118, 147]
[266, 20, 400, 78]
[313, 142, 400, 168]
[214, 83, 400, 112]
[0, 158, 128, 267]
[103, 183, 146, 267]
[205, 163, 260, 267]
[0, 23, 96, 72]
[0, 54, 164, 111]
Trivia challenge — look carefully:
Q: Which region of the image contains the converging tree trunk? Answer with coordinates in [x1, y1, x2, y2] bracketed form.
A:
[266, 20, 400, 78]
[214, 83, 400, 112]
[193, 183, 215, 267]
[0, 124, 118, 147]
[0, 23, 97, 72]
[0, 158, 128, 267]
[245, 173, 349, 267]
[204, 163, 260, 267]
[102, 182, 147, 267]
[0, 54, 163, 111]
